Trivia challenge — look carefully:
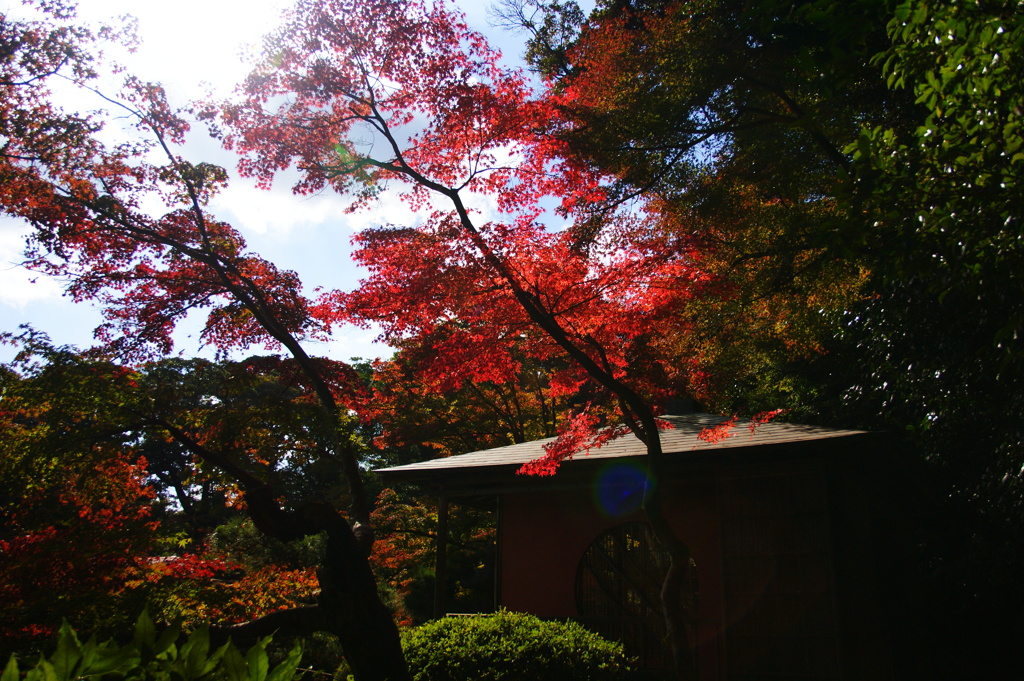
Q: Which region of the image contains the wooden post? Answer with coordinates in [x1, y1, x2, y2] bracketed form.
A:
[493, 494, 502, 610]
[433, 495, 449, 619]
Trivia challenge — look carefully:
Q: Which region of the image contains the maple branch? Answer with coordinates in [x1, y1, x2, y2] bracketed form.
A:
[344, 90, 665, 439]
[143, 417, 269, 492]
[346, 97, 664, 446]
[211, 605, 326, 647]
[613, 116, 772, 153]
[738, 73, 850, 170]
[143, 416, 356, 547]
[448, 190, 663, 442]
[466, 380, 527, 443]
[51, 84, 375, 537]
[501, 382, 529, 442]
[2, 53, 72, 87]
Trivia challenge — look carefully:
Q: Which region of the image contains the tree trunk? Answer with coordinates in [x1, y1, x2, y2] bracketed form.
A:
[659, 541, 698, 680]
[319, 513, 411, 681]
[212, 488, 410, 681]
[643, 482, 698, 681]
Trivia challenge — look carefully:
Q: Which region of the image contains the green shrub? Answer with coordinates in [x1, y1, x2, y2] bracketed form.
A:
[1, 612, 303, 681]
[396, 610, 632, 681]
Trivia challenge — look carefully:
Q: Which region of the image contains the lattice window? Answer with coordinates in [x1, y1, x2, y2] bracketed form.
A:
[575, 522, 696, 669]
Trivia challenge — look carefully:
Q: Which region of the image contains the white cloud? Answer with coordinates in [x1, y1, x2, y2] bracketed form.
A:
[75, 0, 292, 100]
[211, 180, 356, 237]
[305, 323, 392, 363]
[341, 186, 426, 234]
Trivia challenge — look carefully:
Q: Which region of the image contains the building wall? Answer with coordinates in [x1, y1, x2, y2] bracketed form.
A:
[499, 471, 721, 617]
[496, 456, 889, 680]
[498, 468, 724, 675]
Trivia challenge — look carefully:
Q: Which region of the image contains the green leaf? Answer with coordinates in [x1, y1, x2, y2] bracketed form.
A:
[2, 656, 19, 681]
[894, 1, 912, 23]
[244, 644, 269, 681]
[265, 642, 303, 681]
[153, 621, 182, 658]
[205, 639, 231, 676]
[83, 642, 140, 677]
[51, 622, 82, 681]
[76, 637, 97, 677]
[221, 645, 248, 681]
[38, 660, 57, 681]
[133, 611, 157, 652]
[181, 625, 211, 679]
[911, 2, 929, 27]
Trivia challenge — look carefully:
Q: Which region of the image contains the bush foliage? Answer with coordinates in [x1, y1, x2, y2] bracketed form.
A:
[1, 613, 302, 681]
[394, 610, 632, 681]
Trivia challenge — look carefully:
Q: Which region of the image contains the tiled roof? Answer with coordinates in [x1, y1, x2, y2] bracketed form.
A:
[375, 413, 869, 475]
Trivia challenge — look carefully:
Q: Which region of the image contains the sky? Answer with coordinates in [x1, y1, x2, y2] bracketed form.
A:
[0, 0, 555, 364]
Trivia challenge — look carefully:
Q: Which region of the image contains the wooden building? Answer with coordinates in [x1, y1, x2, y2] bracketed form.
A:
[376, 413, 918, 680]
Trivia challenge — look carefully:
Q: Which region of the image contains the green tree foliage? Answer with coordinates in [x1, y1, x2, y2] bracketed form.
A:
[131, 354, 355, 520]
[524, 0, 1024, 502]
[0, 334, 354, 662]
[840, 0, 1024, 511]
[833, 8, 1024, 671]
[506, 0, 901, 414]
[854, 0, 1024, 291]
[361, 345, 572, 470]
[0, 2, 405, 674]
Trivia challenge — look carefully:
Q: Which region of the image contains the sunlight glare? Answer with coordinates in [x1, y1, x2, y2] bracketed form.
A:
[76, 0, 292, 98]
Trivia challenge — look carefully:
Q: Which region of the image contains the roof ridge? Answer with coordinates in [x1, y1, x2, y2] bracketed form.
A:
[375, 415, 870, 475]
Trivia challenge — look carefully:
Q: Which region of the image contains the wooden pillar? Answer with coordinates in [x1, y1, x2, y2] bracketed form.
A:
[433, 495, 449, 619]
[494, 494, 502, 610]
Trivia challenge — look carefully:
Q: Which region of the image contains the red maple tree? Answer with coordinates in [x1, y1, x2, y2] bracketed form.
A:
[0, 359, 161, 652]
[0, 4, 407, 679]
[1, 1, 777, 678]
[223, 0, 735, 675]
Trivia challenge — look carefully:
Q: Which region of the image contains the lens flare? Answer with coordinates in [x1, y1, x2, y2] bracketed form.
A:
[593, 461, 652, 518]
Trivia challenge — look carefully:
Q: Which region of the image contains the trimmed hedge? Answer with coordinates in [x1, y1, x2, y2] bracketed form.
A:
[397, 610, 632, 681]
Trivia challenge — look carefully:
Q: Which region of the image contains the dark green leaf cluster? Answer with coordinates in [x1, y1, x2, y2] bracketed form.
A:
[852, 0, 1024, 294]
[206, 517, 325, 571]
[1, 614, 303, 681]
[490, 0, 585, 78]
[833, 0, 1024, 519]
[528, 0, 1024, 507]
